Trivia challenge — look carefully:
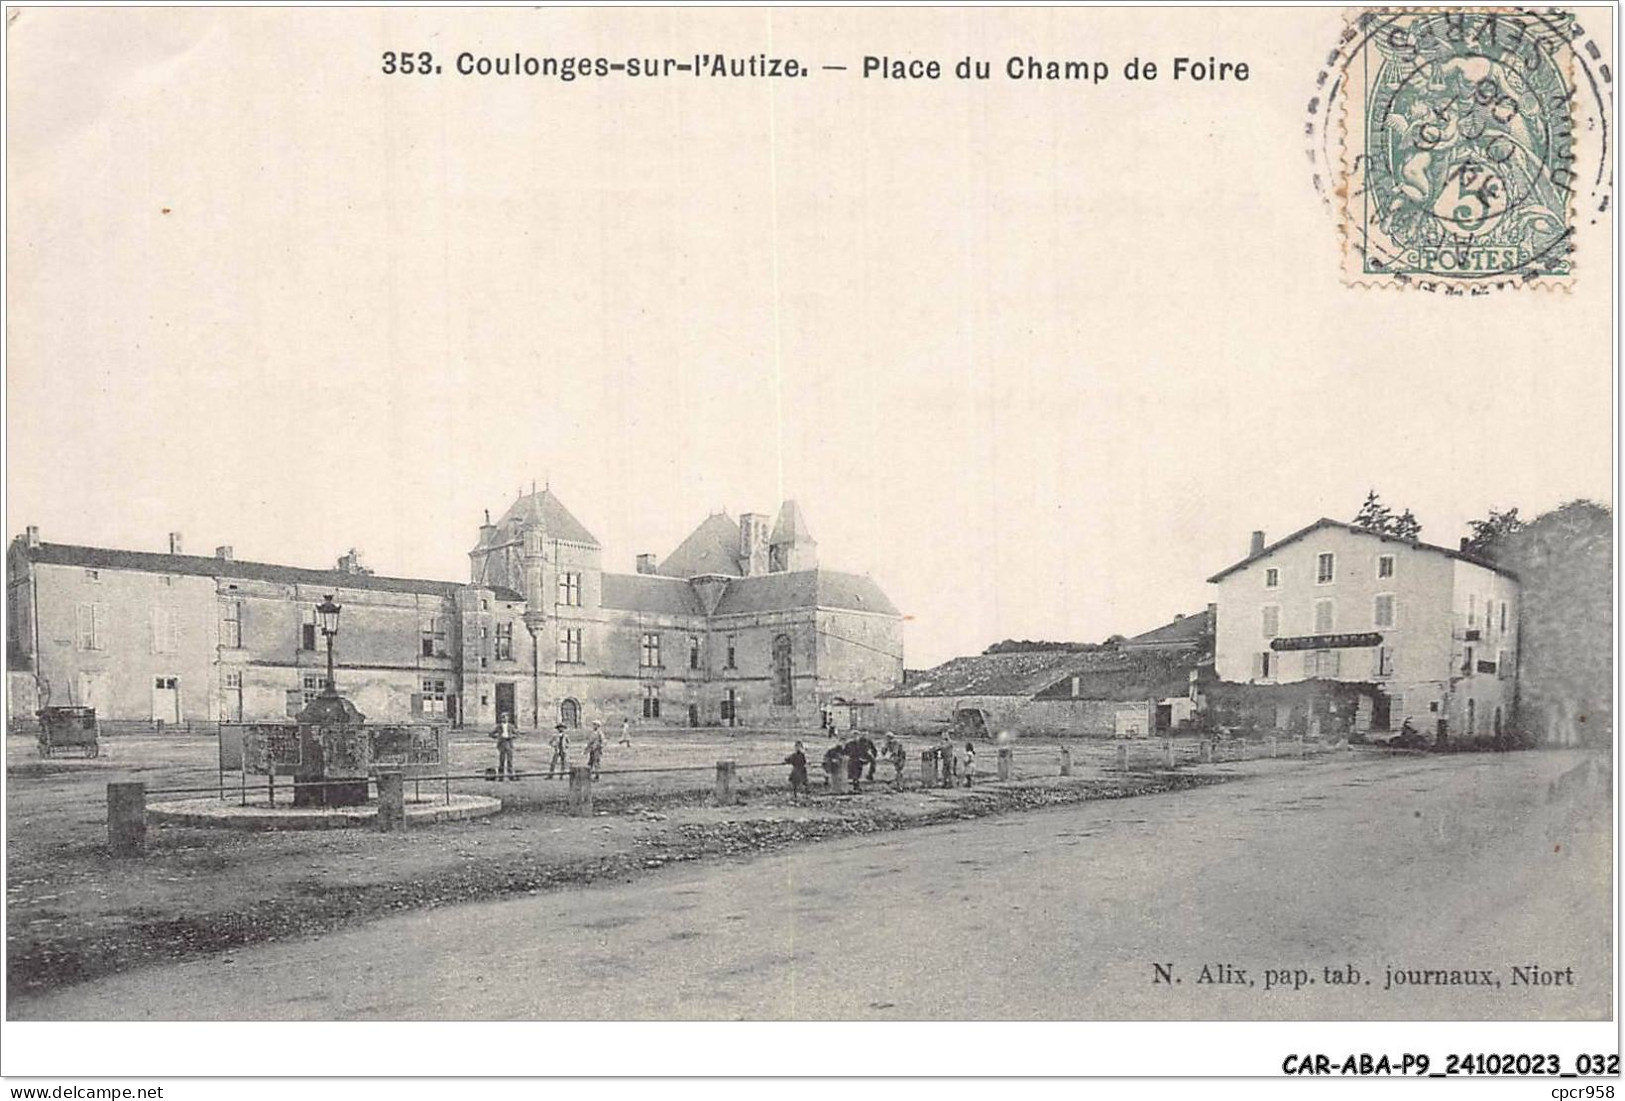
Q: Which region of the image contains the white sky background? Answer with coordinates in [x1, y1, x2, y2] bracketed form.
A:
[6, 8, 1614, 669]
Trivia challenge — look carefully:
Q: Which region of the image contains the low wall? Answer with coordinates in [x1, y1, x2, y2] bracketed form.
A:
[873, 695, 1158, 737]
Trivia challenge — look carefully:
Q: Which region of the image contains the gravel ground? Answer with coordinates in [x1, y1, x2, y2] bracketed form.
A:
[5, 727, 1340, 1003]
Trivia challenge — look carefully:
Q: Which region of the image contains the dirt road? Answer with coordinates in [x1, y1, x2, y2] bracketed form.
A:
[12, 750, 1610, 1020]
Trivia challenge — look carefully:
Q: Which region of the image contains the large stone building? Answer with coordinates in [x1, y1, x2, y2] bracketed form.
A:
[1207, 519, 1520, 741]
[6, 492, 904, 731]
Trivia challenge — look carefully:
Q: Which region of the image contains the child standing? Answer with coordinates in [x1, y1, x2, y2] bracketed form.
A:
[963, 741, 977, 787]
[586, 721, 606, 779]
[547, 723, 570, 779]
[785, 740, 809, 798]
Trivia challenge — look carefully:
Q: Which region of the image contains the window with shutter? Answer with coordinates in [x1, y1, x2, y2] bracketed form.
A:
[1262, 605, 1280, 638]
[285, 689, 304, 717]
[1314, 599, 1334, 633]
[1373, 594, 1395, 628]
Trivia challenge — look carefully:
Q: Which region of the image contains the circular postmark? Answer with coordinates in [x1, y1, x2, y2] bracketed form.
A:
[1306, 8, 1613, 290]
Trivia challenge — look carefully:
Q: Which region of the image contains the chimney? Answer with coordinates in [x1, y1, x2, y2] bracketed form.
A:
[215, 545, 234, 561]
[1460, 537, 1471, 553]
[636, 553, 657, 575]
[168, 532, 184, 555]
[24, 525, 39, 549]
[1249, 530, 1266, 556]
[336, 548, 371, 575]
[739, 513, 769, 576]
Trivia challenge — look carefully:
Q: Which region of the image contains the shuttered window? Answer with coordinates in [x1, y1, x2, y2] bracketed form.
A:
[1373, 594, 1395, 629]
[76, 603, 107, 651]
[151, 607, 178, 653]
[221, 600, 243, 649]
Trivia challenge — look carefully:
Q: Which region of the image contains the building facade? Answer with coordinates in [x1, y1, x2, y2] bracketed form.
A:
[1208, 519, 1520, 741]
[6, 493, 904, 731]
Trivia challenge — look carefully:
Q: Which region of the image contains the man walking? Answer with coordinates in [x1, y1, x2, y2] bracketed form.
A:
[618, 717, 633, 748]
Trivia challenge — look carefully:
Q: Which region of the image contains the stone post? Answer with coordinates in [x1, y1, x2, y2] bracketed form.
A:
[107, 781, 147, 856]
[997, 746, 1013, 781]
[830, 763, 851, 794]
[920, 753, 939, 789]
[1199, 740, 1213, 763]
[715, 760, 738, 806]
[1268, 737, 1279, 758]
[1297, 735, 1307, 758]
[1059, 746, 1073, 777]
[1162, 740, 1175, 768]
[376, 770, 405, 832]
[1115, 743, 1129, 772]
[567, 764, 593, 816]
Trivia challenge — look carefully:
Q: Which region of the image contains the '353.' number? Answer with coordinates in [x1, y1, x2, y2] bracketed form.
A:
[382, 52, 437, 75]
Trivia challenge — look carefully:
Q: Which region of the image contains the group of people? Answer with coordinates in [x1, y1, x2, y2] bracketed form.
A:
[923, 731, 978, 788]
[488, 716, 635, 780]
[784, 731, 912, 797]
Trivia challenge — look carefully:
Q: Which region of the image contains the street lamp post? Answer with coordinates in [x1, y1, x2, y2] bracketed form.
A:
[316, 594, 342, 696]
[293, 594, 367, 807]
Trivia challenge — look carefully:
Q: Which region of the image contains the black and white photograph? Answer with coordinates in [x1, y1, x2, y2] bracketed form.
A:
[2, 3, 1619, 1086]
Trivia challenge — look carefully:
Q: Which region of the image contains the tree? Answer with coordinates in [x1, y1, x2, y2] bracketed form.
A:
[1352, 490, 1423, 541]
[1462, 506, 1525, 558]
[1353, 490, 1393, 533]
[1484, 500, 1611, 747]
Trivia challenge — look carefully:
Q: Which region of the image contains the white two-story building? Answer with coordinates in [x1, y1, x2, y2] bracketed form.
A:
[1207, 519, 1520, 742]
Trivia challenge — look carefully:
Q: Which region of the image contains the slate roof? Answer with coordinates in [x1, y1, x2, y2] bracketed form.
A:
[476, 489, 600, 548]
[769, 500, 816, 546]
[19, 542, 464, 598]
[600, 572, 704, 615]
[1031, 650, 1212, 701]
[1122, 608, 1213, 650]
[657, 512, 745, 578]
[1206, 518, 1517, 583]
[881, 650, 1106, 699]
[710, 569, 898, 617]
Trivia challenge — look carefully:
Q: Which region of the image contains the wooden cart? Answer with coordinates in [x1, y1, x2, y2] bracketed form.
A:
[36, 706, 101, 758]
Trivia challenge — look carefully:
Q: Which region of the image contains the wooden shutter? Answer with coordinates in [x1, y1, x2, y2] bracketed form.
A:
[285, 689, 303, 716]
[1251, 652, 1264, 679]
[410, 693, 424, 716]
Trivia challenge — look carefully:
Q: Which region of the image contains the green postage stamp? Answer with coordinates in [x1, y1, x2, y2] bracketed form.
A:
[1340, 9, 1579, 287]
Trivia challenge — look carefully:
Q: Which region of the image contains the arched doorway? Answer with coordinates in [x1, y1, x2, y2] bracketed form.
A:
[953, 708, 991, 740]
[559, 698, 581, 729]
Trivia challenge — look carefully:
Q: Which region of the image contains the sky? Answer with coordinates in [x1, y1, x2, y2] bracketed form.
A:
[6, 8, 1615, 668]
